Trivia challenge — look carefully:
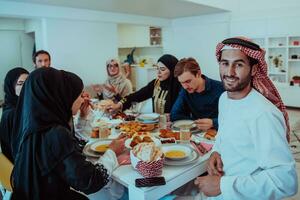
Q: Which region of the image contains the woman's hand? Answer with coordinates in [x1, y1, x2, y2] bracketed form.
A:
[80, 92, 91, 119]
[107, 102, 122, 114]
[109, 134, 127, 156]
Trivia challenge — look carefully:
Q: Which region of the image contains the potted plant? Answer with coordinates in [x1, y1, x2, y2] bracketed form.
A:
[269, 54, 283, 72]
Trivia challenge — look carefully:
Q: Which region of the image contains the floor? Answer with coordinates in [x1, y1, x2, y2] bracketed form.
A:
[286, 108, 300, 200]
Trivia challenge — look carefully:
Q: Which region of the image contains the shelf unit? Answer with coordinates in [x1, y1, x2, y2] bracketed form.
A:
[118, 24, 163, 48]
[117, 24, 164, 90]
[149, 27, 162, 46]
[253, 36, 300, 84]
[252, 36, 300, 107]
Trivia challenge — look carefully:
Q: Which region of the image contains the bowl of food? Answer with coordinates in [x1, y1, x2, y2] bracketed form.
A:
[90, 139, 112, 153]
[130, 142, 164, 177]
[161, 144, 192, 160]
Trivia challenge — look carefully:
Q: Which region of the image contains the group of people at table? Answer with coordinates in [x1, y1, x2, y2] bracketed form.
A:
[0, 37, 298, 200]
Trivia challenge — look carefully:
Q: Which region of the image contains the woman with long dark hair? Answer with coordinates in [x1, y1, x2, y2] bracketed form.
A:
[11, 68, 125, 200]
[0, 67, 29, 162]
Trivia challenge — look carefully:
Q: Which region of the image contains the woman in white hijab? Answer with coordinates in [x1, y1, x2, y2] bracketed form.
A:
[93, 59, 132, 102]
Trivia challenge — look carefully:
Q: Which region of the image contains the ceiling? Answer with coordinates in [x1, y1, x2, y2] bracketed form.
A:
[5, 0, 227, 19]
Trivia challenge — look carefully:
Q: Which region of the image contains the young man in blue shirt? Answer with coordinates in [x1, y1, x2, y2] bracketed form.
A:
[170, 57, 224, 130]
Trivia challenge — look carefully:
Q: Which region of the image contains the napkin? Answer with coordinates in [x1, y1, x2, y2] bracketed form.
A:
[191, 142, 213, 156]
[117, 151, 131, 165]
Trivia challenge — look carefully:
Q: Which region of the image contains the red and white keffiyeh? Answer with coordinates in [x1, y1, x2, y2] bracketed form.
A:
[216, 37, 290, 142]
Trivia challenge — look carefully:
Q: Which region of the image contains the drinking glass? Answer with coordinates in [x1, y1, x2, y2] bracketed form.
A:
[180, 128, 191, 141]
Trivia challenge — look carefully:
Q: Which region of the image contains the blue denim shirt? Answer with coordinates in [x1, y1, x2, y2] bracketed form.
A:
[170, 75, 224, 129]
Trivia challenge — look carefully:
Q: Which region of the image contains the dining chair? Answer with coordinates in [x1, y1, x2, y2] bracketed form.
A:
[0, 153, 13, 200]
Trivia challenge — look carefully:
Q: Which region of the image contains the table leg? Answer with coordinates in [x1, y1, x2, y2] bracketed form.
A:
[128, 185, 146, 200]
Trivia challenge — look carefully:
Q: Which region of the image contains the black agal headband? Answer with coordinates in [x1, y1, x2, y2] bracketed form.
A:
[222, 38, 260, 50]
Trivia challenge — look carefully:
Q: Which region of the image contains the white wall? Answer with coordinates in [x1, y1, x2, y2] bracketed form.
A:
[0, 1, 170, 27]
[165, 13, 230, 80]
[230, 16, 300, 39]
[0, 1, 171, 87]
[166, 4, 300, 80]
[3, 0, 300, 88]
[44, 18, 118, 85]
[0, 18, 34, 100]
[24, 19, 47, 50]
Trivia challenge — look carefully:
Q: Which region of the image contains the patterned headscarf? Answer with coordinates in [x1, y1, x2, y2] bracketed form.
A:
[216, 37, 290, 142]
[103, 58, 132, 99]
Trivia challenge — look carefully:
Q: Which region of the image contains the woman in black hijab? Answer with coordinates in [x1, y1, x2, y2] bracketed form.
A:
[11, 68, 125, 200]
[0, 67, 29, 162]
[109, 54, 181, 114]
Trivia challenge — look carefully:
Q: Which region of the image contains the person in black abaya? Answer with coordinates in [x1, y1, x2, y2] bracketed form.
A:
[11, 67, 125, 200]
[0, 67, 29, 162]
[108, 54, 181, 114]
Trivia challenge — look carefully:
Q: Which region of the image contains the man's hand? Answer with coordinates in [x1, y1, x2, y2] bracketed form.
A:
[207, 152, 224, 176]
[194, 175, 221, 197]
[195, 118, 213, 131]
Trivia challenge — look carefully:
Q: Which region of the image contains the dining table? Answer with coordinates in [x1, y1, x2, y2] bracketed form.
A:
[78, 110, 214, 200]
[112, 151, 211, 200]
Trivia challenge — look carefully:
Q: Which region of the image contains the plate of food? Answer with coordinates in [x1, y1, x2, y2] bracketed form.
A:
[161, 144, 192, 160]
[125, 133, 161, 149]
[83, 143, 101, 158]
[203, 129, 217, 140]
[93, 99, 114, 111]
[115, 122, 157, 138]
[90, 139, 112, 153]
[159, 129, 180, 140]
[162, 144, 199, 166]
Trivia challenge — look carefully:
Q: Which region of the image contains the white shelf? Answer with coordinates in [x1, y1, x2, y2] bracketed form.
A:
[288, 46, 300, 48]
[118, 46, 162, 49]
[131, 64, 156, 69]
[269, 72, 287, 75]
[288, 59, 300, 62]
[269, 46, 286, 48]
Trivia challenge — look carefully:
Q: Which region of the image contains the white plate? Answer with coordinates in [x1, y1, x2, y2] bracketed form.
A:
[137, 113, 160, 122]
[125, 137, 161, 149]
[162, 144, 192, 160]
[172, 120, 195, 129]
[162, 144, 200, 166]
[172, 120, 200, 133]
[191, 133, 216, 143]
[90, 139, 112, 153]
[137, 119, 159, 124]
[83, 143, 101, 158]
